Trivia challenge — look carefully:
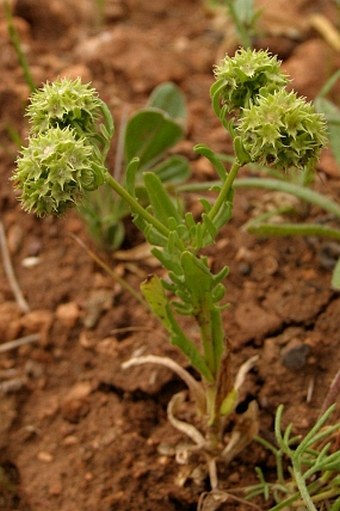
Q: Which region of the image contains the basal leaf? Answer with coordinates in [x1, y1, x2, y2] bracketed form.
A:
[152, 155, 190, 184]
[147, 82, 187, 125]
[125, 110, 184, 169]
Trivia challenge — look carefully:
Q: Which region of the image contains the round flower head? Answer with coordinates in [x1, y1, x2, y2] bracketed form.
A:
[26, 78, 104, 139]
[13, 127, 106, 216]
[211, 48, 288, 118]
[237, 89, 328, 171]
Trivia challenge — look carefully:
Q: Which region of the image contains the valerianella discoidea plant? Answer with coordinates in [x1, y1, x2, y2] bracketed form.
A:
[211, 48, 327, 174]
[12, 78, 114, 216]
[12, 50, 328, 492]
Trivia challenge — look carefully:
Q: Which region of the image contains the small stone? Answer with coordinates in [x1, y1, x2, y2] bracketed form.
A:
[21, 310, 53, 345]
[37, 451, 53, 463]
[56, 302, 80, 328]
[21, 311, 53, 347]
[60, 381, 92, 422]
[95, 337, 118, 355]
[49, 482, 62, 496]
[228, 472, 240, 483]
[21, 256, 41, 268]
[0, 302, 22, 342]
[62, 435, 79, 446]
[79, 331, 96, 349]
[281, 340, 311, 371]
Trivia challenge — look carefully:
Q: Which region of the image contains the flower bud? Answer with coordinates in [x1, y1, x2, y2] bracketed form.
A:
[237, 89, 328, 171]
[13, 127, 106, 216]
[212, 48, 288, 117]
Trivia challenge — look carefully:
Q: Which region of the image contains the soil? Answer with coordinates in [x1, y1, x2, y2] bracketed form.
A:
[0, 1, 340, 510]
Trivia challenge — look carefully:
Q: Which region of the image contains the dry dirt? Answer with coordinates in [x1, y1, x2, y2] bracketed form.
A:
[0, 1, 340, 510]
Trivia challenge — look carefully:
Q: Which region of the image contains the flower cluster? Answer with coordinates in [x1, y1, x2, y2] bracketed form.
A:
[13, 127, 106, 216]
[13, 78, 113, 216]
[238, 90, 328, 171]
[211, 48, 327, 172]
[26, 78, 103, 138]
[212, 48, 288, 115]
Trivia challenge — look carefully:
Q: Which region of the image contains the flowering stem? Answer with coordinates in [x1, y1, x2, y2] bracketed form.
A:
[4, 0, 36, 93]
[105, 173, 170, 238]
[207, 159, 241, 223]
[225, 0, 253, 48]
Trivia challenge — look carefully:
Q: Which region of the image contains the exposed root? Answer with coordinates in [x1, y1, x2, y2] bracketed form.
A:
[122, 354, 206, 412]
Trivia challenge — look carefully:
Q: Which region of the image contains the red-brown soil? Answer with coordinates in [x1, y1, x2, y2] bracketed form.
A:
[0, 1, 339, 510]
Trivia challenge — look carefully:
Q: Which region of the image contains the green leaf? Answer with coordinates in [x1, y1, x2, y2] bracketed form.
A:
[125, 110, 184, 169]
[140, 275, 213, 381]
[125, 157, 140, 195]
[180, 251, 212, 310]
[194, 144, 227, 180]
[331, 257, 340, 290]
[147, 82, 187, 125]
[152, 155, 190, 184]
[143, 171, 181, 228]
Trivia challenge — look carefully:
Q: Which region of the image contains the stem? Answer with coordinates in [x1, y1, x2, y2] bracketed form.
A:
[198, 300, 217, 377]
[4, 0, 36, 93]
[105, 173, 170, 239]
[225, 0, 252, 48]
[293, 464, 318, 511]
[207, 160, 241, 223]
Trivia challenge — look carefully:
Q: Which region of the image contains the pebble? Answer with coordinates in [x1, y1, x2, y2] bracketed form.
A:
[0, 302, 22, 341]
[49, 482, 62, 496]
[37, 451, 54, 463]
[60, 381, 92, 422]
[21, 310, 53, 333]
[21, 309, 53, 346]
[21, 256, 41, 268]
[56, 302, 80, 328]
[62, 435, 79, 446]
[280, 340, 311, 371]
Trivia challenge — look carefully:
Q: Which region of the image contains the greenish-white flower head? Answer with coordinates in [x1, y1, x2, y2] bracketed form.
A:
[13, 127, 106, 216]
[212, 48, 289, 117]
[26, 77, 104, 139]
[237, 89, 328, 171]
